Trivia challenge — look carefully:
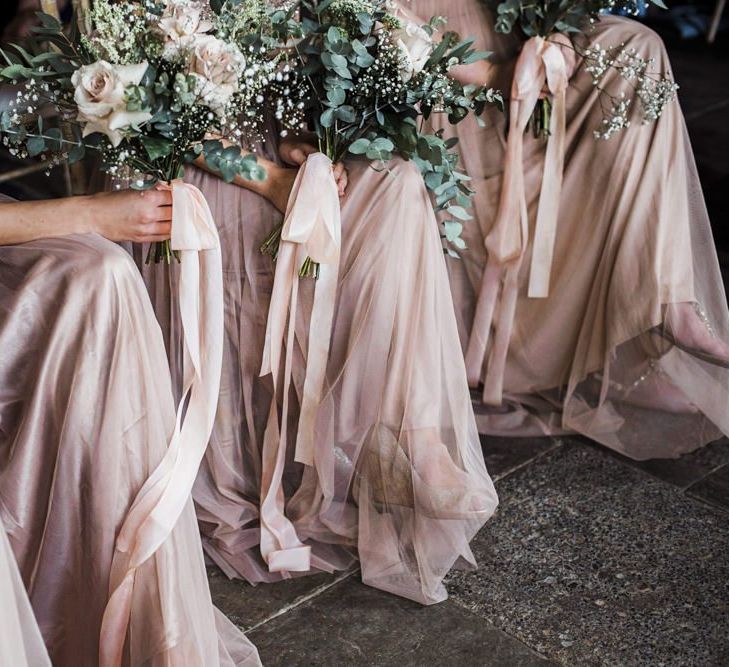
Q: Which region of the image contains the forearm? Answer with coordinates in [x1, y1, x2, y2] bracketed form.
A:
[194, 141, 283, 202]
[0, 196, 92, 245]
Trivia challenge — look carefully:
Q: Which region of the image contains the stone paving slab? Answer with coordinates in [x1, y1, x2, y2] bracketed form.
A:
[208, 567, 353, 631]
[445, 442, 729, 666]
[607, 437, 729, 488]
[479, 433, 562, 479]
[247, 576, 552, 667]
[686, 463, 729, 514]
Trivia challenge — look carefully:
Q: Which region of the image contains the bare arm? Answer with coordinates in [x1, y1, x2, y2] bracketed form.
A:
[0, 189, 173, 246]
[194, 143, 298, 214]
[194, 140, 348, 214]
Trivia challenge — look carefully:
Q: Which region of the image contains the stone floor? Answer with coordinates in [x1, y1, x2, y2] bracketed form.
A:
[208, 435, 729, 666]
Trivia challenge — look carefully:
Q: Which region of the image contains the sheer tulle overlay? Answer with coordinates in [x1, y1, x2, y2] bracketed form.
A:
[0, 525, 49, 666]
[420, 0, 729, 459]
[0, 229, 260, 666]
[139, 153, 498, 605]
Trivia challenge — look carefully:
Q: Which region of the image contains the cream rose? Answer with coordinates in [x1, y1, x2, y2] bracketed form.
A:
[188, 36, 245, 114]
[394, 22, 434, 82]
[71, 61, 151, 147]
[158, 0, 213, 59]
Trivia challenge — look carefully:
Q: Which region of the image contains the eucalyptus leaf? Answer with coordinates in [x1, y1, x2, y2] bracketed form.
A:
[26, 135, 45, 157]
[141, 135, 173, 161]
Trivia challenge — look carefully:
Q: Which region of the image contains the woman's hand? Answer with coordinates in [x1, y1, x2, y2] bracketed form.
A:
[0, 187, 172, 246]
[279, 137, 318, 167]
[278, 138, 349, 198]
[86, 188, 173, 243]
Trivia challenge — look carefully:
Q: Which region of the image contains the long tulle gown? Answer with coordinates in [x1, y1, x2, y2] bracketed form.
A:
[0, 524, 50, 666]
[140, 145, 498, 605]
[419, 0, 729, 460]
[0, 218, 260, 666]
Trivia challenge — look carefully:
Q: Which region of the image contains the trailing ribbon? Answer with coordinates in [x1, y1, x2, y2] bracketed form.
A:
[465, 36, 568, 404]
[259, 153, 341, 574]
[99, 181, 224, 666]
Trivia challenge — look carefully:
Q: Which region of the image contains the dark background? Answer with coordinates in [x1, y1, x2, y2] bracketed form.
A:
[641, 0, 729, 271]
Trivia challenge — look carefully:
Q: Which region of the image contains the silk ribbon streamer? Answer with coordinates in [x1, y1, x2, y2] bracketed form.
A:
[465, 36, 568, 405]
[259, 153, 341, 574]
[99, 180, 224, 666]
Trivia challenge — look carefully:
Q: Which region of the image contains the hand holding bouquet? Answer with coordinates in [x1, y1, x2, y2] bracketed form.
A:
[260, 0, 503, 272]
[0, 0, 285, 262]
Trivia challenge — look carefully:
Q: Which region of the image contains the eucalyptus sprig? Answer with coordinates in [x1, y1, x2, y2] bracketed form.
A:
[260, 0, 503, 270]
[0, 3, 278, 265]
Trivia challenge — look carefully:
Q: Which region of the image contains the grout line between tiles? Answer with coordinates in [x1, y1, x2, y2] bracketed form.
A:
[243, 568, 359, 634]
[492, 439, 566, 483]
[447, 596, 557, 664]
[683, 490, 729, 516]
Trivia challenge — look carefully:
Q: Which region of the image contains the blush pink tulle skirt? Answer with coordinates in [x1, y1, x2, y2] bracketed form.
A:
[139, 152, 498, 606]
[0, 227, 260, 666]
[421, 0, 729, 460]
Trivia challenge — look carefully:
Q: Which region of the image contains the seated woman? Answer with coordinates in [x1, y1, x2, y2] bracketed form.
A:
[0, 190, 260, 665]
[419, 0, 729, 460]
[138, 125, 498, 605]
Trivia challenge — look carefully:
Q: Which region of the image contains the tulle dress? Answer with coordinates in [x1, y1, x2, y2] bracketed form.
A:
[419, 0, 729, 460]
[0, 206, 260, 665]
[139, 138, 498, 606]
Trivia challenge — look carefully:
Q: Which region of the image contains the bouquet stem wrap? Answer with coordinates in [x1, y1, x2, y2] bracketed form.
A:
[99, 181, 224, 666]
[465, 36, 568, 405]
[259, 153, 341, 574]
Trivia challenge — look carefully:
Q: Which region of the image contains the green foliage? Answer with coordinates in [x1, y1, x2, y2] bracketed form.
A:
[486, 0, 666, 37]
[0, 4, 266, 192]
[201, 140, 266, 183]
[284, 0, 503, 252]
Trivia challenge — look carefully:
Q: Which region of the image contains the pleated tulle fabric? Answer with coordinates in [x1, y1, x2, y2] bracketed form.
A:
[139, 146, 498, 605]
[0, 525, 50, 666]
[0, 228, 260, 666]
[419, 0, 729, 459]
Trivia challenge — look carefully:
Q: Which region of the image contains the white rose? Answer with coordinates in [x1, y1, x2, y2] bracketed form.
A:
[158, 0, 213, 59]
[394, 22, 434, 83]
[71, 61, 151, 147]
[189, 36, 244, 114]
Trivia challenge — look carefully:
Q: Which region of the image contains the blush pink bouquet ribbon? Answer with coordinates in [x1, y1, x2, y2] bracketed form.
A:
[465, 36, 569, 405]
[259, 153, 341, 574]
[99, 181, 224, 666]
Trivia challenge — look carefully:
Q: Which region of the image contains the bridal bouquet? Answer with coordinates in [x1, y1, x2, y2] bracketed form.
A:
[485, 0, 678, 139]
[260, 0, 503, 270]
[0, 0, 287, 262]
